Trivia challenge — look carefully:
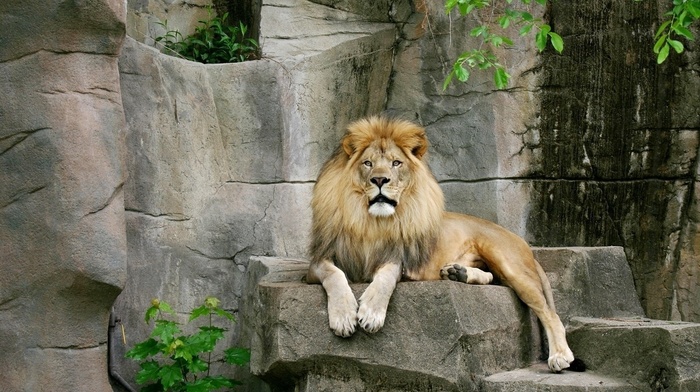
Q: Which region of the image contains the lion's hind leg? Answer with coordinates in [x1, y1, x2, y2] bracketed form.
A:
[440, 263, 493, 284]
[440, 253, 493, 284]
[498, 259, 575, 372]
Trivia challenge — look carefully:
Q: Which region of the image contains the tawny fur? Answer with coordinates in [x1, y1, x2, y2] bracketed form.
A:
[307, 117, 578, 373]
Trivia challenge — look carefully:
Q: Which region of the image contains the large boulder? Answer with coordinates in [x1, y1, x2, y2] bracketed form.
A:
[0, 0, 128, 390]
[242, 246, 650, 391]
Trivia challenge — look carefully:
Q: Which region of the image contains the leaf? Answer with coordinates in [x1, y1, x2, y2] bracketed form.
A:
[499, 15, 511, 29]
[494, 67, 510, 89]
[536, 29, 548, 52]
[519, 24, 534, 36]
[126, 338, 162, 361]
[145, 306, 159, 324]
[214, 307, 235, 321]
[186, 376, 240, 392]
[673, 25, 695, 40]
[151, 320, 181, 345]
[445, 0, 459, 13]
[442, 71, 455, 91]
[657, 42, 670, 64]
[187, 356, 209, 374]
[189, 305, 210, 322]
[135, 360, 161, 385]
[653, 35, 667, 53]
[224, 347, 251, 366]
[667, 38, 684, 53]
[470, 26, 488, 37]
[157, 301, 175, 316]
[549, 32, 564, 53]
[158, 364, 184, 390]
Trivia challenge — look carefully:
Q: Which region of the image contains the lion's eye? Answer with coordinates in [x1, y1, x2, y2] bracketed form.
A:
[363, 160, 373, 168]
[392, 160, 402, 167]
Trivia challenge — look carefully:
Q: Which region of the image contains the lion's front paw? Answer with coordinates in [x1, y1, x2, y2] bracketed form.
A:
[440, 264, 468, 282]
[357, 300, 387, 333]
[328, 293, 358, 338]
[547, 349, 575, 372]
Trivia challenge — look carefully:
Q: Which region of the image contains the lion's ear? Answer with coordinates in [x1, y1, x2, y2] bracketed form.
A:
[342, 134, 358, 157]
[410, 133, 428, 159]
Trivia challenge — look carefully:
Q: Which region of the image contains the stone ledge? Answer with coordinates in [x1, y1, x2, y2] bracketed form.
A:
[568, 317, 700, 390]
[482, 363, 638, 392]
[242, 246, 644, 391]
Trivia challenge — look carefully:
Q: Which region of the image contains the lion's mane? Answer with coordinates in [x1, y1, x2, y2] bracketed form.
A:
[310, 117, 445, 283]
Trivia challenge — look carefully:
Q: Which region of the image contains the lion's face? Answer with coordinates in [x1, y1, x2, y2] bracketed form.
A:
[357, 140, 411, 217]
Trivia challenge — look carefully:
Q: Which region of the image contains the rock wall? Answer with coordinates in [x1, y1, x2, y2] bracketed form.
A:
[2, 0, 699, 390]
[0, 0, 128, 390]
[110, 0, 399, 385]
[385, 0, 700, 322]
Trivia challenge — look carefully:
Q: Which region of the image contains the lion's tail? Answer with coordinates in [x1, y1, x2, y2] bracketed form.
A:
[534, 260, 556, 313]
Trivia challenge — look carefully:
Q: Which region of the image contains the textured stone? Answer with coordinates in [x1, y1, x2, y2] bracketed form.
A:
[0, 1, 127, 390]
[482, 363, 638, 392]
[385, 0, 700, 323]
[532, 247, 645, 322]
[568, 317, 700, 391]
[247, 258, 539, 392]
[244, 250, 700, 392]
[111, 2, 397, 384]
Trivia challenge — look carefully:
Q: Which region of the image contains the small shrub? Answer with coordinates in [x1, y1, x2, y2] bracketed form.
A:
[126, 297, 250, 392]
[155, 8, 259, 64]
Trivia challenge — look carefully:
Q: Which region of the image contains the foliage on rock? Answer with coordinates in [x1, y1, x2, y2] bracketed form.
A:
[155, 8, 259, 64]
[444, 0, 699, 89]
[126, 297, 250, 392]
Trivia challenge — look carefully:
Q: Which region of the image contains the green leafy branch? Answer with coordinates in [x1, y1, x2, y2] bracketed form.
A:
[155, 7, 259, 64]
[126, 297, 250, 392]
[649, 0, 699, 63]
[444, 0, 562, 90]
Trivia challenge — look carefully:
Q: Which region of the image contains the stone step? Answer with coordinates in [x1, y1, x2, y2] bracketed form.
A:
[482, 363, 638, 392]
[567, 317, 700, 391]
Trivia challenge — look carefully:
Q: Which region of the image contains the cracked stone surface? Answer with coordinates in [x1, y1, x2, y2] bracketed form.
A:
[0, 0, 128, 390]
[109, 1, 398, 386]
[385, 0, 700, 323]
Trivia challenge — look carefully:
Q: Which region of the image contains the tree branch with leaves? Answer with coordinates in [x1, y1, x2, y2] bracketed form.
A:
[444, 0, 699, 90]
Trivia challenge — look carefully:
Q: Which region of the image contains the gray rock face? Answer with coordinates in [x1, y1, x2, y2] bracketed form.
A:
[385, 0, 700, 323]
[0, 0, 127, 390]
[568, 317, 700, 391]
[110, 1, 398, 385]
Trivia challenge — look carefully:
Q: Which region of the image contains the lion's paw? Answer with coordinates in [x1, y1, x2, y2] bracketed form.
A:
[357, 300, 386, 333]
[547, 349, 575, 372]
[328, 294, 358, 338]
[440, 264, 468, 283]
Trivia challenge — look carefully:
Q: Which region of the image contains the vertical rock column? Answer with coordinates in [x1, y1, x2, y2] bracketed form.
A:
[0, 1, 127, 390]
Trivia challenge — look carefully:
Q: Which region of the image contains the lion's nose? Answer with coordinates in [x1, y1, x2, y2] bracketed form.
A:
[371, 177, 390, 187]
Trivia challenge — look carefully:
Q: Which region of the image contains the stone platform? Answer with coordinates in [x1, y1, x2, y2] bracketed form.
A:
[241, 247, 700, 391]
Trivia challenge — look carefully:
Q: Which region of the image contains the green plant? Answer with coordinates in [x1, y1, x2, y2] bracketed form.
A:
[646, 0, 699, 63]
[155, 8, 259, 64]
[443, 0, 562, 90]
[126, 297, 250, 392]
[444, 0, 699, 89]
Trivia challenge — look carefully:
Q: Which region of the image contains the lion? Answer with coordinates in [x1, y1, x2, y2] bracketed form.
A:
[307, 116, 580, 373]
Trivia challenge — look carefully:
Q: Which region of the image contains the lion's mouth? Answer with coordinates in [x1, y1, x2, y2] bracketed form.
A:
[369, 194, 397, 207]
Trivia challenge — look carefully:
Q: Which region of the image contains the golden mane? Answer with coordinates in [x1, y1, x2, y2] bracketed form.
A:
[310, 117, 445, 282]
